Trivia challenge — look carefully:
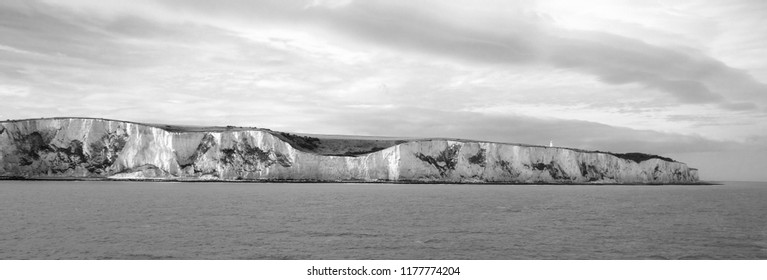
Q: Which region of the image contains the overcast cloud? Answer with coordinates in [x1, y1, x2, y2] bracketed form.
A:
[1, 0, 766, 181]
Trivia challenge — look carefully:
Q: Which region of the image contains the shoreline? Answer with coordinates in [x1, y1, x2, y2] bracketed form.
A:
[0, 176, 720, 185]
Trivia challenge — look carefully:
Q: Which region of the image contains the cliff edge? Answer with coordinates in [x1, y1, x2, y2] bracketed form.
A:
[0, 118, 699, 184]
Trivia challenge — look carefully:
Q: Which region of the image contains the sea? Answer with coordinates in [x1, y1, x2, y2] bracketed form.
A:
[1, 181, 765, 259]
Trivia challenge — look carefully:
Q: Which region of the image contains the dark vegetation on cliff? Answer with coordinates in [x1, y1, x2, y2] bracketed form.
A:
[8, 128, 128, 175]
[468, 148, 486, 167]
[220, 140, 292, 171]
[277, 132, 321, 151]
[274, 131, 408, 157]
[605, 152, 675, 163]
[314, 138, 408, 157]
[521, 161, 571, 180]
[414, 144, 461, 176]
[329, 147, 387, 156]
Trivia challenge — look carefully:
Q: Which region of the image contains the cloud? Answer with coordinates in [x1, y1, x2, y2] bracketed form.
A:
[0, 85, 30, 97]
[315, 1, 767, 110]
[27, 0, 767, 110]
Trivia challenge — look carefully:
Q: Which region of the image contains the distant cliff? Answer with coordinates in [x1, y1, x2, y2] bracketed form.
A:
[0, 118, 699, 184]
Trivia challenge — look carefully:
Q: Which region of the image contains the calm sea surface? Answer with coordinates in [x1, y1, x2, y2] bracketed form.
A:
[1, 181, 766, 259]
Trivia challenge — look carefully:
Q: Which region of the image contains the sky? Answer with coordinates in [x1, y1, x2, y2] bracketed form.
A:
[1, 0, 766, 181]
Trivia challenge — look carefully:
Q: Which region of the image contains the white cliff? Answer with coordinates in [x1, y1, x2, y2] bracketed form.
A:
[0, 118, 699, 184]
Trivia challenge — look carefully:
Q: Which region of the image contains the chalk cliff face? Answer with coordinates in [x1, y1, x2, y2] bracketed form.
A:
[0, 118, 699, 184]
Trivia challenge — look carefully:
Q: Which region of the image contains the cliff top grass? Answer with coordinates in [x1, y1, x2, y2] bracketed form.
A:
[2, 117, 676, 163]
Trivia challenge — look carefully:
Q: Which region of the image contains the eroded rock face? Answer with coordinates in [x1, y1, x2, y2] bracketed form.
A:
[0, 118, 699, 183]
